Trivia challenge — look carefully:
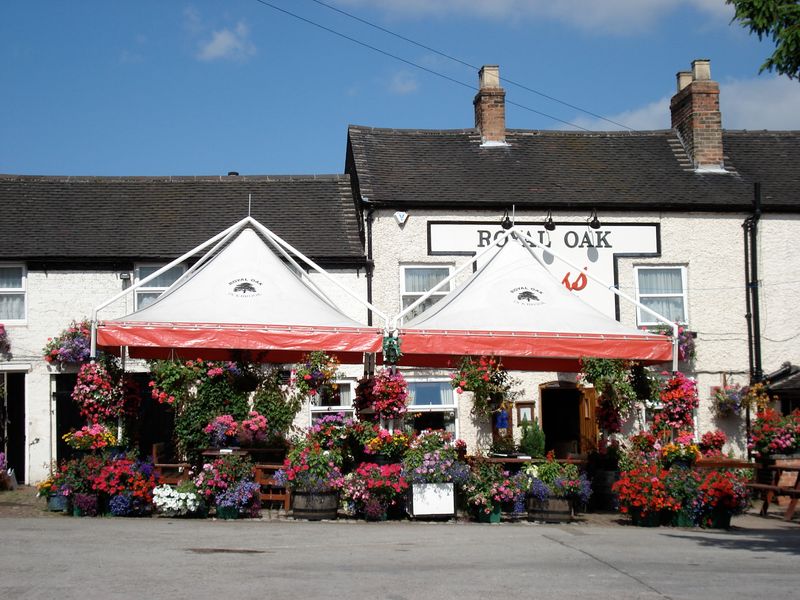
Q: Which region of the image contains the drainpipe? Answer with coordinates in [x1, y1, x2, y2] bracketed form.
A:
[362, 197, 376, 376]
[742, 182, 763, 458]
[749, 183, 763, 384]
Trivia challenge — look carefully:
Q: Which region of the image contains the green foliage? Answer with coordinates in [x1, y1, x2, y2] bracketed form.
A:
[534, 458, 579, 488]
[580, 358, 637, 415]
[148, 359, 249, 462]
[728, 0, 800, 79]
[518, 417, 546, 458]
[174, 376, 249, 463]
[252, 369, 301, 440]
[489, 435, 517, 455]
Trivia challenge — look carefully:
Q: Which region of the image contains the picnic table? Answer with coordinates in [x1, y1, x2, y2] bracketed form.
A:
[748, 464, 800, 521]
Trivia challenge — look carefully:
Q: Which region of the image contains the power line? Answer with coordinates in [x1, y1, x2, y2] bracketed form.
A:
[251, 0, 592, 131]
[305, 0, 634, 131]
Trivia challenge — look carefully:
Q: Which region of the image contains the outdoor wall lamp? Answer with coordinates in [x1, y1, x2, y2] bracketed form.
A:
[543, 210, 556, 231]
[500, 210, 513, 230]
[588, 209, 601, 230]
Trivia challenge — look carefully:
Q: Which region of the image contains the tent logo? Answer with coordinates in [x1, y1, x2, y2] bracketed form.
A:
[228, 277, 263, 298]
[511, 286, 544, 306]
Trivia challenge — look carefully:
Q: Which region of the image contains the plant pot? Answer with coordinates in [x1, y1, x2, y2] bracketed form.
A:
[590, 469, 619, 511]
[216, 505, 240, 520]
[629, 508, 660, 527]
[527, 496, 573, 523]
[47, 493, 70, 512]
[477, 504, 502, 523]
[669, 510, 695, 528]
[408, 483, 456, 518]
[72, 493, 99, 517]
[705, 508, 732, 530]
[291, 490, 339, 521]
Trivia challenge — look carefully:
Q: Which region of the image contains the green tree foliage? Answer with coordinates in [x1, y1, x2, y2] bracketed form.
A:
[518, 417, 546, 458]
[728, 0, 800, 79]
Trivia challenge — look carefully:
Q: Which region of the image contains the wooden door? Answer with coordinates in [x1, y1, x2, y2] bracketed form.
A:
[578, 387, 598, 454]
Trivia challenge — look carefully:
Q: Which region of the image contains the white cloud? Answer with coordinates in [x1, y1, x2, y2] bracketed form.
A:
[565, 75, 800, 131]
[334, 0, 733, 33]
[197, 21, 256, 62]
[387, 71, 419, 94]
[720, 76, 800, 130]
[567, 97, 670, 131]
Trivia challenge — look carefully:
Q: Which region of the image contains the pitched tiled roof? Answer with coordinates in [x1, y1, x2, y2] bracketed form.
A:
[0, 174, 365, 263]
[346, 127, 800, 212]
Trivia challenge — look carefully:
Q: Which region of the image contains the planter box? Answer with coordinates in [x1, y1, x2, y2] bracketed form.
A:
[291, 490, 339, 521]
[408, 483, 455, 518]
[527, 496, 573, 523]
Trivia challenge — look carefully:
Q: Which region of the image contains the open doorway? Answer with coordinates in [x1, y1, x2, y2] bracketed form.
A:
[3, 372, 26, 483]
[540, 385, 582, 458]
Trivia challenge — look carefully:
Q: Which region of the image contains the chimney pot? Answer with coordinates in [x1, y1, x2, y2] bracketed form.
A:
[692, 59, 711, 81]
[676, 71, 692, 92]
[479, 65, 501, 89]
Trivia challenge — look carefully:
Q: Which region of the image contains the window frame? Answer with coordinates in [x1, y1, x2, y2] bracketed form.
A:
[134, 263, 187, 311]
[0, 263, 27, 323]
[633, 265, 688, 326]
[404, 377, 459, 437]
[309, 379, 356, 423]
[399, 264, 454, 322]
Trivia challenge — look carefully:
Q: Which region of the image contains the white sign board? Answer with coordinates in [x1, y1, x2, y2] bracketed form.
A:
[428, 221, 660, 319]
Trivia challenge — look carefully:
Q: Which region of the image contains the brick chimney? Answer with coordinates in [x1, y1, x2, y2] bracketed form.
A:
[474, 65, 506, 145]
[670, 59, 724, 171]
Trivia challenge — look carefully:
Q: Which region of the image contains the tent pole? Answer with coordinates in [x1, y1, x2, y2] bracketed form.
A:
[513, 229, 678, 337]
[246, 217, 390, 326]
[90, 217, 251, 359]
[391, 227, 516, 329]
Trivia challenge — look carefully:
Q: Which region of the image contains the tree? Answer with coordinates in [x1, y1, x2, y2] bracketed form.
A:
[727, 1, 800, 80]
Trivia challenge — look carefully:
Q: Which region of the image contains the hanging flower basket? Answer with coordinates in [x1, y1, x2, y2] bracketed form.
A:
[354, 369, 409, 422]
[42, 319, 92, 366]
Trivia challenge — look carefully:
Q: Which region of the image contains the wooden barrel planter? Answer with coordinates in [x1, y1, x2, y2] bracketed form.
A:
[291, 490, 339, 520]
[527, 496, 573, 523]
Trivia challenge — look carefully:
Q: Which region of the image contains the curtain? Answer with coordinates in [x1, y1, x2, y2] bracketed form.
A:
[0, 294, 24, 320]
[0, 267, 22, 289]
[404, 268, 450, 293]
[638, 268, 682, 294]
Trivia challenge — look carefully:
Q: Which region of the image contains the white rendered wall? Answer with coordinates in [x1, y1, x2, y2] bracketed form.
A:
[4, 265, 367, 484]
[368, 207, 800, 457]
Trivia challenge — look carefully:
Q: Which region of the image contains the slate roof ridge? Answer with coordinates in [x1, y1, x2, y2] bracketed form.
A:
[0, 173, 350, 183]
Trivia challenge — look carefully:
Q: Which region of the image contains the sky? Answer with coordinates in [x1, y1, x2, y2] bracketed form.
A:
[2, 0, 799, 177]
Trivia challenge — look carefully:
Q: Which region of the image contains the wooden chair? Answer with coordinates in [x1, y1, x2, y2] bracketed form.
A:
[254, 463, 291, 512]
[152, 442, 191, 486]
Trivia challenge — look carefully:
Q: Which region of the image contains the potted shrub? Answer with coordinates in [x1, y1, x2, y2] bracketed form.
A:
[402, 430, 469, 518]
[274, 438, 345, 520]
[342, 462, 409, 520]
[153, 481, 206, 517]
[613, 463, 679, 527]
[695, 469, 749, 529]
[522, 454, 591, 522]
[462, 458, 521, 523]
[214, 479, 261, 519]
[193, 454, 256, 518]
[203, 414, 239, 448]
[92, 454, 158, 517]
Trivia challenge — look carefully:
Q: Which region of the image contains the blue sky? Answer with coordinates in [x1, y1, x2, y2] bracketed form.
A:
[2, 0, 798, 176]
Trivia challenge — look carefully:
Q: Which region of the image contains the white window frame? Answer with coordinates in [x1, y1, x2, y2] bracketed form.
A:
[406, 378, 458, 437]
[400, 264, 454, 322]
[309, 379, 356, 423]
[134, 263, 186, 311]
[634, 265, 688, 326]
[0, 263, 27, 323]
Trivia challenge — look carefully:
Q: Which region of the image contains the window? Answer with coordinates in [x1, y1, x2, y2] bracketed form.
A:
[310, 381, 355, 424]
[406, 380, 457, 435]
[635, 266, 688, 326]
[0, 264, 26, 321]
[400, 265, 453, 321]
[134, 264, 186, 310]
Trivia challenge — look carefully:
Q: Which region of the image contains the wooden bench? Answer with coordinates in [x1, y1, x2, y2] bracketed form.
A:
[254, 463, 291, 512]
[746, 465, 800, 520]
[152, 442, 191, 486]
